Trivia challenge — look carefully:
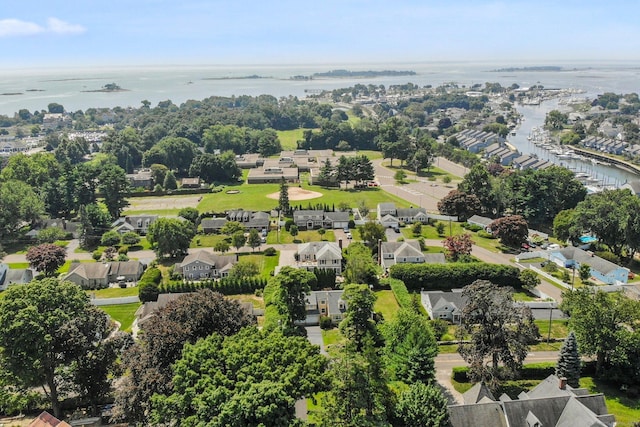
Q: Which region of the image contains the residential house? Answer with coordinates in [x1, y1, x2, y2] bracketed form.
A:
[378, 213, 400, 229]
[448, 374, 615, 427]
[126, 169, 154, 189]
[0, 263, 33, 290]
[30, 218, 81, 239]
[201, 217, 229, 233]
[226, 210, 270, 231]
[323, 211, 350, 229]
[377, 203, 397, 217]
[483, 142, 519, 165]
[112, 215, 158, 234]
[379, 240, 427, 269]
[298, 289, 347, 326]
[297, 241, 343, 273]
[622, 180, 640, 197]
[42, 113, 72, 131]
[136, 292, 255, 330]
[28, 411, 72, 427]
[421, 290, 468, 323]
[549, 246, 630, 284]
[456, 129, 504, 153]
[177, 251, 238, 280]
[65, 261, 145, 289]
[396, 207, 428, 224]
[181, 177, 201, 188]
[467, 215, 494, 232]
[293, 210, 325, 229]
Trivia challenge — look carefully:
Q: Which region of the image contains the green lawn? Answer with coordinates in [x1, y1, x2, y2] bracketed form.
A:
[89, 286, 140, 298]
[374, 289, 401, 322]
[401, 221, 464, 240]
[75, 237, 153, 253]
[276, 128, 316, 150]
[58, 259, 95, 274]
[266, 229, 335, 244]
[6, 262, 29, 269]
[191, 233, 229, 248]
[382, 162, 461, 182]
[534, 319, 569, 340]
[580, 377, 640, 427]
[228, 293, 265, 309]
[322, 328, 344, 347]
[100, 302, 141, 332]
[237, 251, 280, 278]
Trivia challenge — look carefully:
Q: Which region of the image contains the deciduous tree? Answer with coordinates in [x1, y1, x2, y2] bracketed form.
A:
[437, 190, 481, 222]
[457, 280, 539, 385]
[393, 382, 449, 427]
[146, 217, 195, 258]
[489, 215, 528, 248]
[0, 279, 113, 418]
[25, 243, 66, 276]
[442, 233, 473, 262]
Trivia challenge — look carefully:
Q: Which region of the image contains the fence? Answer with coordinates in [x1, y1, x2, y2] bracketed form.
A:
[90, 296, 140, 306]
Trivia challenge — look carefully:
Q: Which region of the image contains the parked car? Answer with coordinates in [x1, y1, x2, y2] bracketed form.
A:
[343, 227, 349, 233]
[547, 243, 561, 250]
[393, 227, 400, 233]
[346, 232, 352, 240]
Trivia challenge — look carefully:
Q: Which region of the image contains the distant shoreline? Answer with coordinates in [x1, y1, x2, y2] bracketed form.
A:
[202, 75, 270, 80]
[291, 69, 416, 80]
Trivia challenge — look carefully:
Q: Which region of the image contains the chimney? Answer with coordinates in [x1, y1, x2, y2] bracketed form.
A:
[338, 238, 342, 249]
[559, 377, 567, 390]
[235, 253, 239, 262]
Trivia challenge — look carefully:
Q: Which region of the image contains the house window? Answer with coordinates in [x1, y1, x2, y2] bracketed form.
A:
[184, 266, 189, 271]
[320, 308, 326, 314]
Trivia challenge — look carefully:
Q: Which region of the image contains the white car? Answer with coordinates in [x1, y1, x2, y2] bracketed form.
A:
[346, 232, 352, 240]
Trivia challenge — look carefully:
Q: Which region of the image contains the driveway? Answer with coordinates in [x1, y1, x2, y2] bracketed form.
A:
[333, 229, 351, 248]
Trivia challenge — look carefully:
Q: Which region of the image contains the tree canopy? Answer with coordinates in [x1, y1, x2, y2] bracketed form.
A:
[146, 217, 196, 258]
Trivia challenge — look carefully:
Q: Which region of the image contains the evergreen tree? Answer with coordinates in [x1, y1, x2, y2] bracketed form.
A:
[556, 331, 581, 388]
[278, 177, 290, 215]
[163, 170, 177, 190]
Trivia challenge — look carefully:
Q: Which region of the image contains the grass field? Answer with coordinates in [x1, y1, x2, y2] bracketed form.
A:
[89, 286, 140, 298]
[266, 229, 335, 244]
[374, 289, 401, 322]
[276, 128, 316, 150]
[100, 302, 141, 332]
[237, 252, 280, 278]
[228, 293, 265, 309]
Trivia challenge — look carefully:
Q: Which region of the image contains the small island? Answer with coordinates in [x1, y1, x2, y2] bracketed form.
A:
[203, 75, 269, 80]
[488, 66, 562, 72]
[1, 92, 23, 96]
[82, 83, 129, 93]
[291, 69, 416, 80]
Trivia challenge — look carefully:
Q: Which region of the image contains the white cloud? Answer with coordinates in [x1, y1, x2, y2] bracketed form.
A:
[0, 19, 44, 37]
[0, 17, 85, 38]
[46, 17, 86, 35]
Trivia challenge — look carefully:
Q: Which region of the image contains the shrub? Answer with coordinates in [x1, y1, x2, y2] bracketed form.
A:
[121, 231, 141, 246]
[101, 230, 121, 247]
[264, 247, 277, 256]
[442, 176, 452, 184]
[430, 319, 448, 340]
[477, 230, 495, 239]
[382, 277, 412, 310]
[118, 246, 128, 255]
[348, 219, 355, 229]
[390, 262, 521, 291]
[595, 251, 620, 264]
[284, 219, 294, 231]
[92, 249, 103, 261]
[319, 316, 333, 330]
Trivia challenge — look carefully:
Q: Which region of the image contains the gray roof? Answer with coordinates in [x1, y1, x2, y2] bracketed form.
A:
[426, 291, 468, 314]
[179, 251, 237, 269]
[553, 247, 626, 275]
[449, 402, 508, 427]
[324, 211, 350, 222]
[305, 290, 347, 317]
[467, 215, 493, 227]
[395, 207, 427, 218]
[201, 218, 228, 229]
[67, 263, 110, 280]
[293, 210, 325, 219]
[463, 382, 496, 404]
[380, 241, 423, 258]
[298, 241, 342, 260]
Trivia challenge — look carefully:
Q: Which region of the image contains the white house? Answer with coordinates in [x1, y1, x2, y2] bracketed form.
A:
[297, 241, 343, 273]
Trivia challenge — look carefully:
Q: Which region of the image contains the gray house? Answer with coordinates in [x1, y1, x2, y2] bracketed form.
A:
[449, 374, 615, 427]
[177, 251, 238, 280]
[293, 210, 325, 229]
[112, 215, 158, 235]
[421, 290, 468, 323]
[298, 289, 347, 326]
[379, 241, 426, 269]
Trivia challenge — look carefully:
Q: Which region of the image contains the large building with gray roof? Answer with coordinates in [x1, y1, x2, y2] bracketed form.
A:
[449, 374, 615, 427]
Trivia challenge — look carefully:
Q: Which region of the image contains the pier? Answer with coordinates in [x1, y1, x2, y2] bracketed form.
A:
[572, 147, 640, 176]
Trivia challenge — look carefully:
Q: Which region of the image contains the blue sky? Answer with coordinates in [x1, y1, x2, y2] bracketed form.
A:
[1, 0, 639, 68]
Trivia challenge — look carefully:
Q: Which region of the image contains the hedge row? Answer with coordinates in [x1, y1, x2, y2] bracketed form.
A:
[158, 276, 267, 296]
[381, 278, 412, 310]
[389, 262, 521, 291]
[452, 361, 598, 383]
[138, 267, 162, 302]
